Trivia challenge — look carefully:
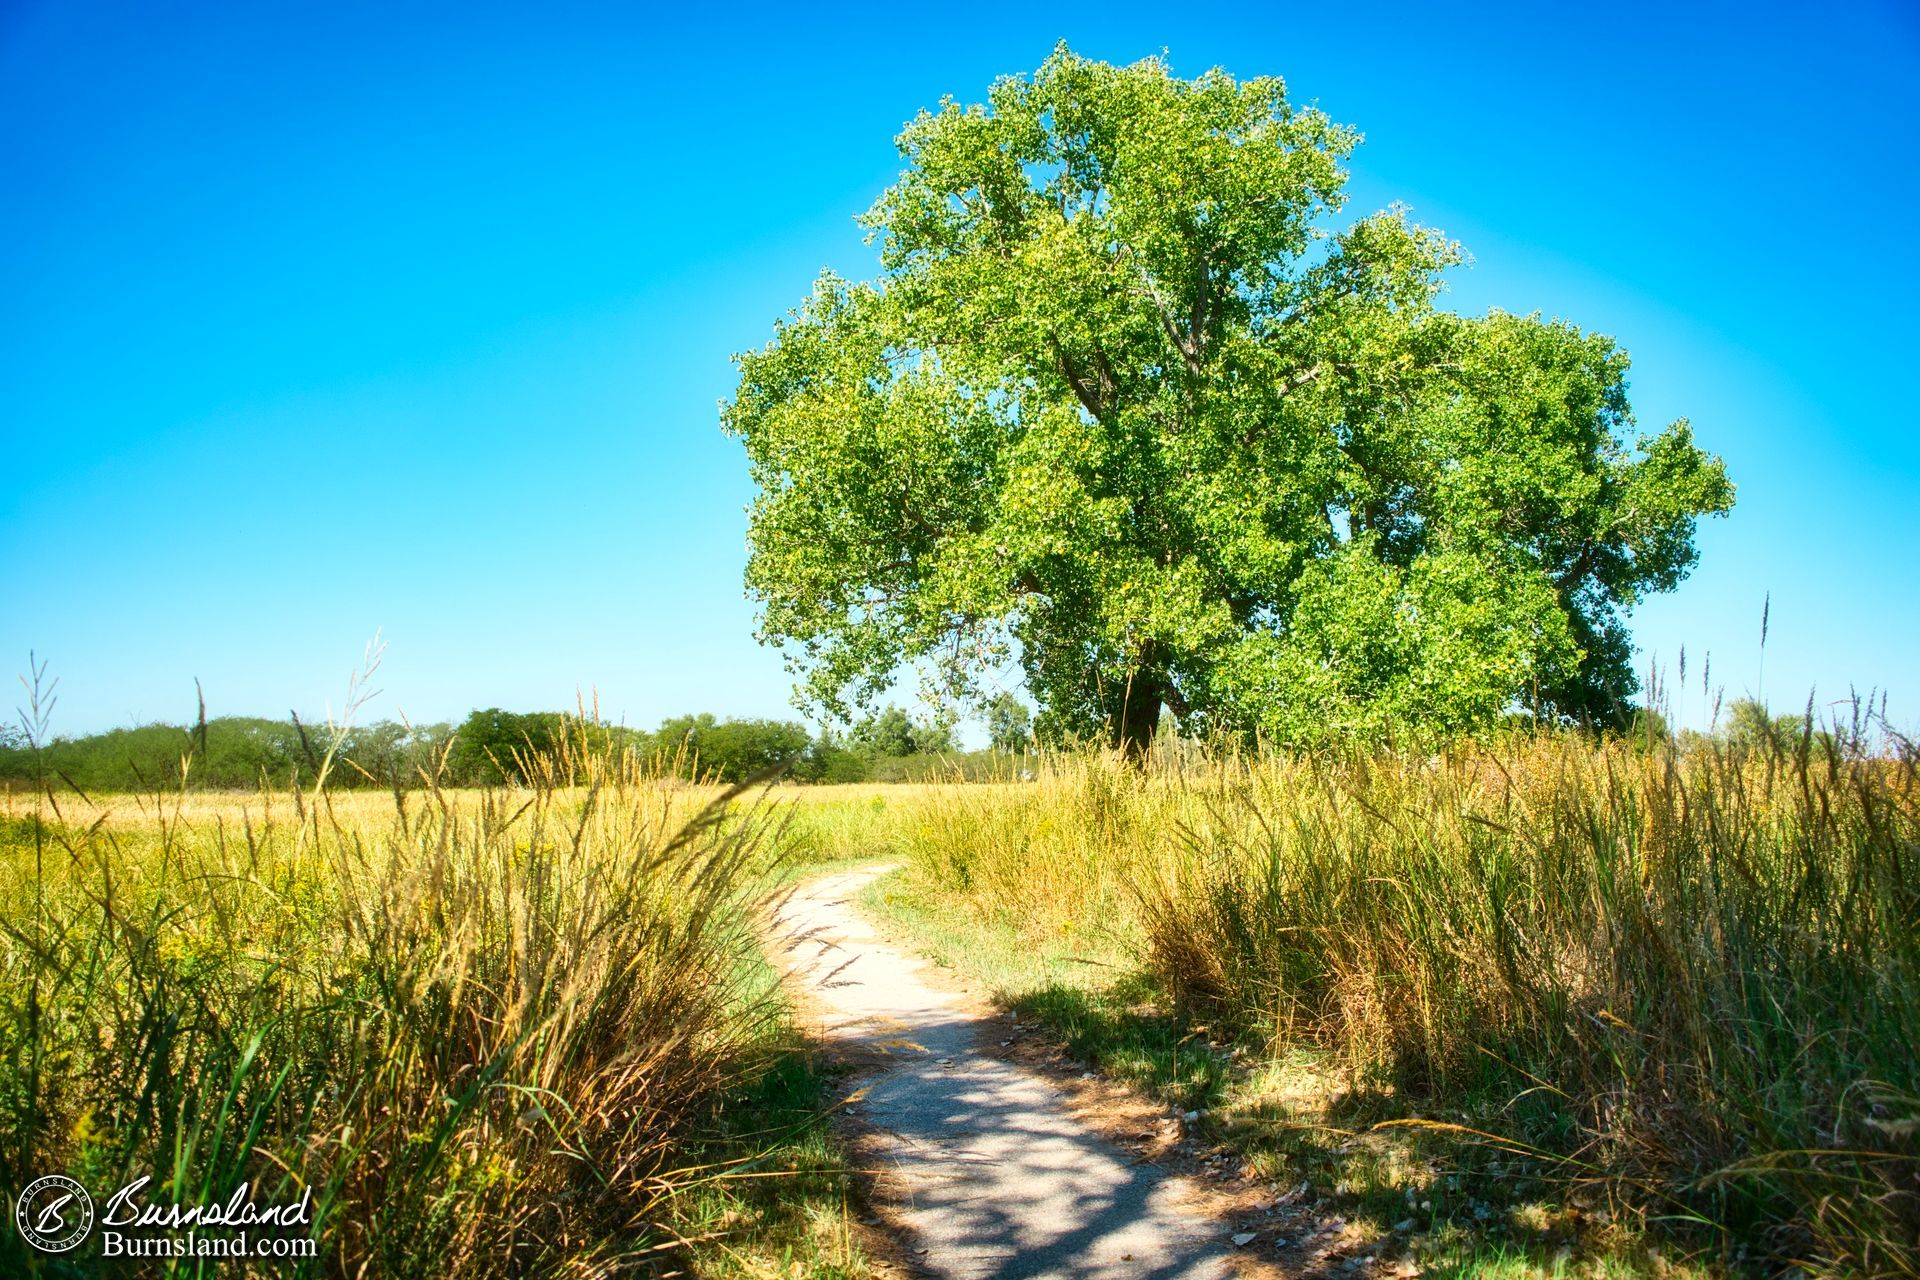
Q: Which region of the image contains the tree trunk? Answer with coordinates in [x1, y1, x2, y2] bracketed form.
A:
[1111, 668, 1163, 759]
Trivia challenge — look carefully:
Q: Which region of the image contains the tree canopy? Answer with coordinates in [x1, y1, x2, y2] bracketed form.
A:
[445, 708, 567, 784]
[651, 713, 815, 783]
[726, 47, 1735, 750]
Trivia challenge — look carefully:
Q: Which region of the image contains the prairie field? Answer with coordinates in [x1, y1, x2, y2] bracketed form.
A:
[0, 738, 870, 1279]
[839, 734, 1920, 1279]
[2, 726, 1915, 1278]
[783, 729, 1920, 1280]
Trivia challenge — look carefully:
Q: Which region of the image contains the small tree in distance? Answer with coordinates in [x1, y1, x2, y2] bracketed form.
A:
[849, 706, 955, 758]
[986, 692, 1032, 753]
[651, 713, 814, 783]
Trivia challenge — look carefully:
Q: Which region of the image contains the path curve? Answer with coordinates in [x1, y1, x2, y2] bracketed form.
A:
[776, 865, 1240, 1280]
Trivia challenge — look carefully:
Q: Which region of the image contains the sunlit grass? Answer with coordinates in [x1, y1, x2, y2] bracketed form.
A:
[848, 732, 1919, 1278]
[7, 704, 1912, 1277]
[0, 705, 868, 1278]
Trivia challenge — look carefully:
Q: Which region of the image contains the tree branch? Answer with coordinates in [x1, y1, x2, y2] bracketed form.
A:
[1237, 363, 1325, 448]
[1134, 263, 1207, 378]
[1048, 335, 1111, 423]
[1556, 541, 1598, 594]
[1185, 251, 1212, 373]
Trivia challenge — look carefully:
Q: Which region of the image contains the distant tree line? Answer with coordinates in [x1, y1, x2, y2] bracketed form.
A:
[0, 694, 1035, 792]
[0, 689, 1885, 792]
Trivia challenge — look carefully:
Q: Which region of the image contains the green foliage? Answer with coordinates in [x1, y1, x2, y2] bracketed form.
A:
[724, 47, 1734, 751]
[802, 737, 874, 784]
[0, 703, 999, 793]
[675, 1038, 873, 1280]
[653, 712, 815, 783]
[847, 705, 954, 758]
[445, 707, 567, 783]
[337, 717, 456, 784]
[0, 715, 457, 792]
[1623, 704, 1672, 747]
[1721, 695, 1840, 759]
[851, 706, 917, 758]
[985, 691, 1032, 753]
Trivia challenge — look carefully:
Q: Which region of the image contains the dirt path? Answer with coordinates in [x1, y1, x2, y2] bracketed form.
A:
[775, 865, 1243, 1280]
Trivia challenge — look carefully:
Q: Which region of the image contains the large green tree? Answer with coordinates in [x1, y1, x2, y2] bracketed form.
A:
[724, 48, 1734, 751]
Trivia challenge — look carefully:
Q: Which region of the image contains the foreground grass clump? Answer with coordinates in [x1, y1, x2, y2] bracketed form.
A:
[870, 734, 1919, 1277]
[671, 1034, 869, 1280]
[0, 728, 814, 1278]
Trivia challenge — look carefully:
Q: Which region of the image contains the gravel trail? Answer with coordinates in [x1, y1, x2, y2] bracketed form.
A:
[776, 865, 1240, 1280]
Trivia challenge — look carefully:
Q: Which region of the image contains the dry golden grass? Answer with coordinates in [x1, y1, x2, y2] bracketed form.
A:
[0, 730, 800, 1278]
[8, 719, 1913, 1277]
[859, 735, 1920, 1277]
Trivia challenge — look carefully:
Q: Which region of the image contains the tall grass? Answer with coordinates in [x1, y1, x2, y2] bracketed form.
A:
[875, 733, 1920, 1276]
[1, 710, 791, 1277]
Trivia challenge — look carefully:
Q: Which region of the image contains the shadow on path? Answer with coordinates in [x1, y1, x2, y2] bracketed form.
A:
[777, 867, 1238, 1280]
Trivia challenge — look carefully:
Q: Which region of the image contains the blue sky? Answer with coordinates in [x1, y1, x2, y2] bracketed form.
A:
[3, 1, 1915, 738]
